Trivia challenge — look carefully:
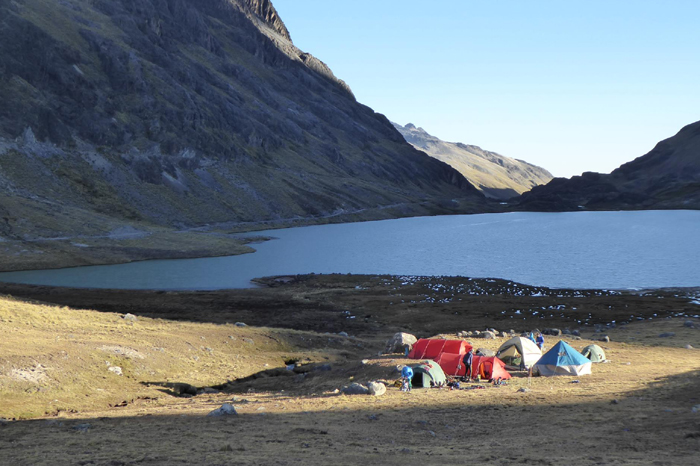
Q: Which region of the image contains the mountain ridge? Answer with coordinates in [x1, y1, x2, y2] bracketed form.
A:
[0, 0, 485, 244]
[516, 120, 700, 211]
[392, 122, 553, 200]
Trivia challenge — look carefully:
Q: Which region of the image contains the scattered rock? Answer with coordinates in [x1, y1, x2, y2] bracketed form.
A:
[572, 330, 581, 336]
[367, 414, 379, 421]
[367, 382, 387, 396]
[242, 338, 254, 344]
[107, 366, 123, 376]
[544, 328, 562, 336]
[476, 348, 495, 357]
[361, 359, 370, 365]
[384, 332, 417, 354]
[481, 331, 496, 340]
[563, 329, 572, 335]
[314, 364, 332, 372]
[611, 399, 619, 405]
[72, 423, 91, 433]
[122, 313, 137, 322]
[500, 331, 509, 338]
[569, 336, 582, 340]
[517, 388, 530, 393]
[338, 332, 349, 337]
[0, 419, 8, 426]
[692, 405, 700, 414]
[341, 383, 369, 395]
[207, 404, 238, 417]
[234, 322, 247, 327]
[659, 333, 675, 338]
[599, 336, 610, 343]
[683, 321, 695, 328]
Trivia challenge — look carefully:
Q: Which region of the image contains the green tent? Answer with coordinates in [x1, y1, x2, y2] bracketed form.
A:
[410, 361, 447, 388]
[580, 344, 606, 363]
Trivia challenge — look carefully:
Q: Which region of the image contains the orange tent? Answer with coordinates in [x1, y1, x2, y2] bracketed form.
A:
[468, 356, 512, 381]
[408, 339, 471, 360]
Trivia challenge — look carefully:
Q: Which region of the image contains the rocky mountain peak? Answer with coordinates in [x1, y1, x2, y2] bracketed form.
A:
[242, 0, 291, 40]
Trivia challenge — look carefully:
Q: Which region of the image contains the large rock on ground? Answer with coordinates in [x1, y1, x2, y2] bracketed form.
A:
[384, 333, 417, 354]
[207, 404, 238, 417]
[341, 383, 369, 395]
[367, 382, 387, 396]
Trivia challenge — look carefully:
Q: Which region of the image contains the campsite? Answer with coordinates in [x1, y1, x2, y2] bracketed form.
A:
[1, 273, 700, 465]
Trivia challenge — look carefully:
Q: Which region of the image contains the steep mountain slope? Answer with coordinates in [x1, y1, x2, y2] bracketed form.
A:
[517, 120, 700, 211]
[393, 123, 552, 200]
[0, 0, 484, 247]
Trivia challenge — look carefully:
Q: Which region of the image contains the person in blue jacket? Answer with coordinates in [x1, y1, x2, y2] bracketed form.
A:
[462, 349, 474, 381]
[536, 332, 545, 350]
[401, 366, 413, 392]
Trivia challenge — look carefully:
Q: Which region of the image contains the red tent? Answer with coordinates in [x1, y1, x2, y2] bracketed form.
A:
[468, 356, 512, 381]
[433, 352, 466, 376]
[408, 339, 471, 360]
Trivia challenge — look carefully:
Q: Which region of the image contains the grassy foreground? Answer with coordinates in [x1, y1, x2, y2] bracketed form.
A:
[1, 275, 700, 465]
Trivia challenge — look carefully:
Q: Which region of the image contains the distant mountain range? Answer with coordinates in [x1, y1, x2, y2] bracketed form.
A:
[393, 123, 553, 200]
[0, 0, 486, 244]
[516, 120, 700, 211]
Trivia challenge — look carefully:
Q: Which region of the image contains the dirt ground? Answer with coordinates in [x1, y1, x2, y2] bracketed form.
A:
[1, 274, 700, 465]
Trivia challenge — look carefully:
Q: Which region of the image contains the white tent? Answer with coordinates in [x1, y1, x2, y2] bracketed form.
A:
[496, 336, 542, 370]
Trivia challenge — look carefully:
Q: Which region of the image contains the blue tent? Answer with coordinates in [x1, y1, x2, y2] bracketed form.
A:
[533, 340, 592, 376]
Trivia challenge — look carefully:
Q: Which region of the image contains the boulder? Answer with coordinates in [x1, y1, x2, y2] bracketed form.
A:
[122, 313, 137, 322]
[572, 330, 581, 336]
[500, 331, 509, 338]
[338, 332, 349, 337]
[367, 382, 387, 396]
[341, 383, 369, 395]
[659, 333, 676, 338]
[207, 404, 238, 417]
[599, 336, 610, 343]
[384, 332, 417, 354]
[544, 328, 562, 336]
[234, 322, 247, 327]
[481, 331, 496, 340]
[107, 366, 123, 376]
[476, 348, 495, 357]
[172, 383, 198, 396]
[683, 321, 695, 328]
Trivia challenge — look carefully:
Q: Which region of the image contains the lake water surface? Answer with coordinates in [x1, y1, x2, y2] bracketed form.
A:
[0, 210, 698, 290]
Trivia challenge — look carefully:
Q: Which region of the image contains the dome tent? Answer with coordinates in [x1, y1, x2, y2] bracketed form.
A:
[469, 356, 512, 381]
[409, 361, 447, 388]
[533, 340, 592, 376]
[408, 339, 471, 360]
[581, 344, 606, 363]
[496, 336, 542, 370]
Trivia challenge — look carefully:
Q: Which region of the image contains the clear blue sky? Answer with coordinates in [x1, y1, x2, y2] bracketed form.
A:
[274, 1, 700, 177]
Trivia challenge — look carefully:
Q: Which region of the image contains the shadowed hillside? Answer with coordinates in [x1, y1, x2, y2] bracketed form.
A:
[0, 0, 486, 268]
[517, 120, 700, 211]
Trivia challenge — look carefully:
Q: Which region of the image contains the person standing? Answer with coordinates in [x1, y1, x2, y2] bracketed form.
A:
[536, 332, 545, 351]
[401, 365, 413, 392]
[462, 349, 473, 381]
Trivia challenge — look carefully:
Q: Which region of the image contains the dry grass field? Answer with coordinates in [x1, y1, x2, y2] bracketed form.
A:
[1, 275, 699, 465]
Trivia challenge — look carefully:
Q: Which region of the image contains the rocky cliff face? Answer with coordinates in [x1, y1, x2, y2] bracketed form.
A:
[516, 120, 700, 211]
[393, 123, 553, 200]
[0, 0, 484, 243]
